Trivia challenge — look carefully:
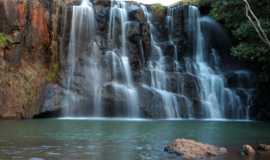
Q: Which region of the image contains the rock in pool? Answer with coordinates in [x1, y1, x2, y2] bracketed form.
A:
[242, 145, 256, 156]
[258, 144, 270, 152]
[164, 138, 227, 159]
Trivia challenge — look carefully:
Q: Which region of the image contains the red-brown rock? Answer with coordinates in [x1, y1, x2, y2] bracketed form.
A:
[242, 145, 256, 156]
[165, 139, 227, 159]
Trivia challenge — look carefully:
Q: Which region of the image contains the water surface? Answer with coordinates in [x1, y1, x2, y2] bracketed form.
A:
[0, 119, 270, 160]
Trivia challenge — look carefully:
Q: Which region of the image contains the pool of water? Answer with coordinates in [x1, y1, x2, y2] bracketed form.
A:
[0, 118, 270, 160]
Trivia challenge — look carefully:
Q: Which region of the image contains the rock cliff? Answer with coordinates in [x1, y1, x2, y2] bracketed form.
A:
[0, 0, 257, 119]
[0, 0, 63, 119]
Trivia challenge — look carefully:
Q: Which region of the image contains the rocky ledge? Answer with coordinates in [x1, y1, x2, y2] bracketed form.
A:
[164, 139, 227, 159]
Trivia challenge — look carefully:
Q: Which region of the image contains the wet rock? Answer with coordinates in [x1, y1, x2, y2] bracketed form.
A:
[128, 5, 146, 23]
[159, 41, 176, 58]
[225, 71, 255, 89]
[101, 82, 138, 117]
[95, 4, 110, 33]
[127, 22, 141, 43]
[137, 85, 167, 118]
[95, 0, 111, 6]
[242, 145, 256, 156]
[165, 139, 227, 159]
[258, 144, 270, 152]
[38, 84, 63, 117]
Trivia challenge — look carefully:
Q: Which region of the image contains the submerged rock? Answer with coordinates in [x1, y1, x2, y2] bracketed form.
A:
[242, 145, 256, 156]
[165, 139, 227, 159]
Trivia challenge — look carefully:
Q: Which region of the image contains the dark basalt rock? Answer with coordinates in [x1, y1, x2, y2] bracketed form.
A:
[39, 84, 63, 115]
[128, 5, 146, 23]
[95, 5, 110, 33]
[95, 0, 111, 6]
[127, 21, 141, 43]
[137, 85, 168, 118]
[225, 71, 255, 89]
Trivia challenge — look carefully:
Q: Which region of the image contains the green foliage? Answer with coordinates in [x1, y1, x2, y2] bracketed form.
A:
[0, 33, 13, 48]
[209, 0, 270, 65]
[176, 0, 211, 6]
[151, 3, 166, 15]
[232, 43, 269, 62]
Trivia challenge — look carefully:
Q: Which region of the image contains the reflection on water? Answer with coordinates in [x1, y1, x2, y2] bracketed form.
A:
[0, 119, 269, 160]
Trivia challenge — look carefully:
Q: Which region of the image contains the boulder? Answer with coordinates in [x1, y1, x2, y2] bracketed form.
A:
[137, 85, 167, 118]
[165, 139, 227, 159]
[258, 144, 270, 152]
[242, 145, 256, 156]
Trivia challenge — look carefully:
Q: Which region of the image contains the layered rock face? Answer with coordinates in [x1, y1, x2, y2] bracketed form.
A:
[0, 0, 64, 119]
[0, 0, 256, 119]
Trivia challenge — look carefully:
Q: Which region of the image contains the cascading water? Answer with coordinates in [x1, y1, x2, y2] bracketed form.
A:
[141, 5, 181, 118]
[187, 6, 224, 118]
[62, 0, 140, 117]
[59, 1, 255, 120]
[186, 6, 254, 119]
[107, 0, 140, 117]
[62, 0, 97, 116]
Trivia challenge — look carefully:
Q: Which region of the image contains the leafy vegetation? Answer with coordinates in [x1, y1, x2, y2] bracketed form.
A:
[176, 0, 211, 6]
[209, 0, 270, 65]
[0, 33, 13, 48]
[150, 3, 167, 18]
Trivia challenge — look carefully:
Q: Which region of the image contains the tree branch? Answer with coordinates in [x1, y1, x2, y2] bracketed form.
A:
[243, 0, 270, 47]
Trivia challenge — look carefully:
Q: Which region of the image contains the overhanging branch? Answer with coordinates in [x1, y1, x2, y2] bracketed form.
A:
[243, 0, 270, 47]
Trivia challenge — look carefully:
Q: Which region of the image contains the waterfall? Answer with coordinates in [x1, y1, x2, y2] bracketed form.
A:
[107, 0, 140, 117]
[58, 1, 255, 120]
[141, 5, 181, 118]
[187, 6, 254, 119]
[62, 0, 96, 116]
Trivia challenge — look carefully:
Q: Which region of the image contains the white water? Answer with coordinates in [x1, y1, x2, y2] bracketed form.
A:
[63, 0, 96, 116]
[108, 0, 140, 117]
[141, 5, 181, 118]
[187, 6, 254, 119]
[60, 1, 255, 120]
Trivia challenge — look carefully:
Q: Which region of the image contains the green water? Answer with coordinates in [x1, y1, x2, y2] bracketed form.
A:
[0, 119, 270, 160]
